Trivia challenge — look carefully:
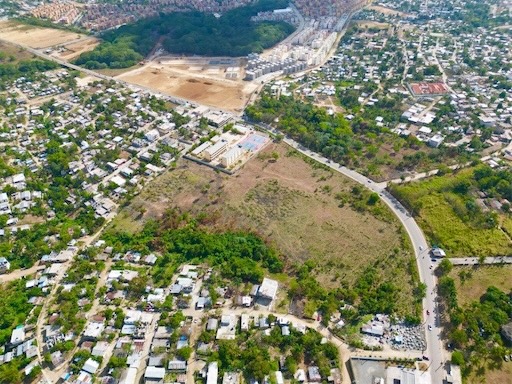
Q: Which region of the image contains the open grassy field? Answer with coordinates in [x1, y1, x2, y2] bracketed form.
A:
[0, 41, 34, 61]
[390, 169, 512, 257]
[109, 142, 417, 314]
[449, 265, 512, 307]
[418, 194, 511, 257]
[466, 363, 512, 384]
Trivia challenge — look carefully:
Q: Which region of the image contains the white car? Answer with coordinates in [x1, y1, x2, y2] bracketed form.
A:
[428, 325, 432, 331]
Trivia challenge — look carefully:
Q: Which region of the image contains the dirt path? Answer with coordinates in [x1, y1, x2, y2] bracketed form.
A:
[0, 264, 45, 284]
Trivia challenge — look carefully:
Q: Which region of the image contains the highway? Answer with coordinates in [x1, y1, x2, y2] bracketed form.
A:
[0, 27, 450, 383]
[0, 37, 207, 111]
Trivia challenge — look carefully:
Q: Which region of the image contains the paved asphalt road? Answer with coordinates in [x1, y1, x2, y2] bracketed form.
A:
[0, 37, 206, 112]
[1, 36, 452, 383]
[450, 256, 512, 265]
[279, 136, 449, 384]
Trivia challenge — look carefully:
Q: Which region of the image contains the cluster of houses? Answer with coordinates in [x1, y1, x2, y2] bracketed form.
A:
[14, 71, 68, 99]
[267, 0, 512, 163]
[0, 325, 40, 376]
[0, 185, 42, 215]
[1, 67, 261, 271]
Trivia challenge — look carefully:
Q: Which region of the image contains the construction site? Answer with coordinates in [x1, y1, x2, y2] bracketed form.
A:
[115, 57, 259, 113]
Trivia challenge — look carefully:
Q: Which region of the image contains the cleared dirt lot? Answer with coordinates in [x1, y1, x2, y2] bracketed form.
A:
[116, 60, 258, 113]
[0, 21, 94, 50]
[54, 38, 100, 60]
[109, 143, 417, 314]
[367, 5, 412, 17]
[353, 20, 391, 29]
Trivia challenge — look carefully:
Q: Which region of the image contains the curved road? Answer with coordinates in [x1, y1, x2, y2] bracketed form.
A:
[0, 33, 450, 383]
[268, 132, 449, 384]
[0, 263, 45, 284]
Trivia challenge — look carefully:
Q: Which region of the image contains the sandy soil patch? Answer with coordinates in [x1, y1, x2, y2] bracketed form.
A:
[75, 75, 100, 87]
[0, 21, 90, 49]
[116, 61, 258, 113]
[53, 38, 100, 60]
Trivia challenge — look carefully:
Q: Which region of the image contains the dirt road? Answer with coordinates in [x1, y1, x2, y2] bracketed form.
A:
[0, 264, 45, 284]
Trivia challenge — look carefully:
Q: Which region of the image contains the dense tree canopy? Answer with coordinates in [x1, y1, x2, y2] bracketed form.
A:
[103, 209, 283, 285]
[75, 0, 294, 68]
[0, 280, 42, 345]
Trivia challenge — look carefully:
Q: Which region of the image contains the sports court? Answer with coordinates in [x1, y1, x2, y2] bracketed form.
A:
[239, 132, 269, 152]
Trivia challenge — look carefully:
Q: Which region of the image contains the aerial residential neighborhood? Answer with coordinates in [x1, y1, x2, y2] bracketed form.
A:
[0, 0, 511, 383]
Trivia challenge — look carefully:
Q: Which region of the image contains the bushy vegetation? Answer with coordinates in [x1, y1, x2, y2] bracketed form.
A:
[245, 92, 470, 179]
[103, 209, 283, 286]
[74, 37, 143, 69]
[52, 259, 104, 334]
[0, 55, 58, 88]
[388, 165, 512, 257]
[213, 326, 339, 381]
[0, 279, 42, 345]
[75, 0, 294, 69]
[104, 209, 420, 322]
[438, 272, 512, 378]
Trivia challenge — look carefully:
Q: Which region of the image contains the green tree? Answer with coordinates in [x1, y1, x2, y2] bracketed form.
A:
[176, 346, 193, 360]
[452, 350, 464, 366]
[437, 259, 453, 276]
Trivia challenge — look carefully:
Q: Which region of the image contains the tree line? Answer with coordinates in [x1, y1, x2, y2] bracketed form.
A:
[75, 0, 294, 69]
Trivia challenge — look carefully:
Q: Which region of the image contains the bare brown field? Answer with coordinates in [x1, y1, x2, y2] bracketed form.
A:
[109, 143, 416, 313]
[0, 41, 34, 61]
[449, 265, 512, 307]
[0, 21, 91, 49]
[116, 62, 258, 112]
[467, 362, 512, 384]
[368, 5, 411, 17]
[54, 38, 100, 60]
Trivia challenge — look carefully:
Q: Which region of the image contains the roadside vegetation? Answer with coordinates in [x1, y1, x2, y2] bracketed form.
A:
[245, 92, 473, 181]
[75, 0, 294, 69]
[436, 260, 512, 381]
[388, 164, 512, 257]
